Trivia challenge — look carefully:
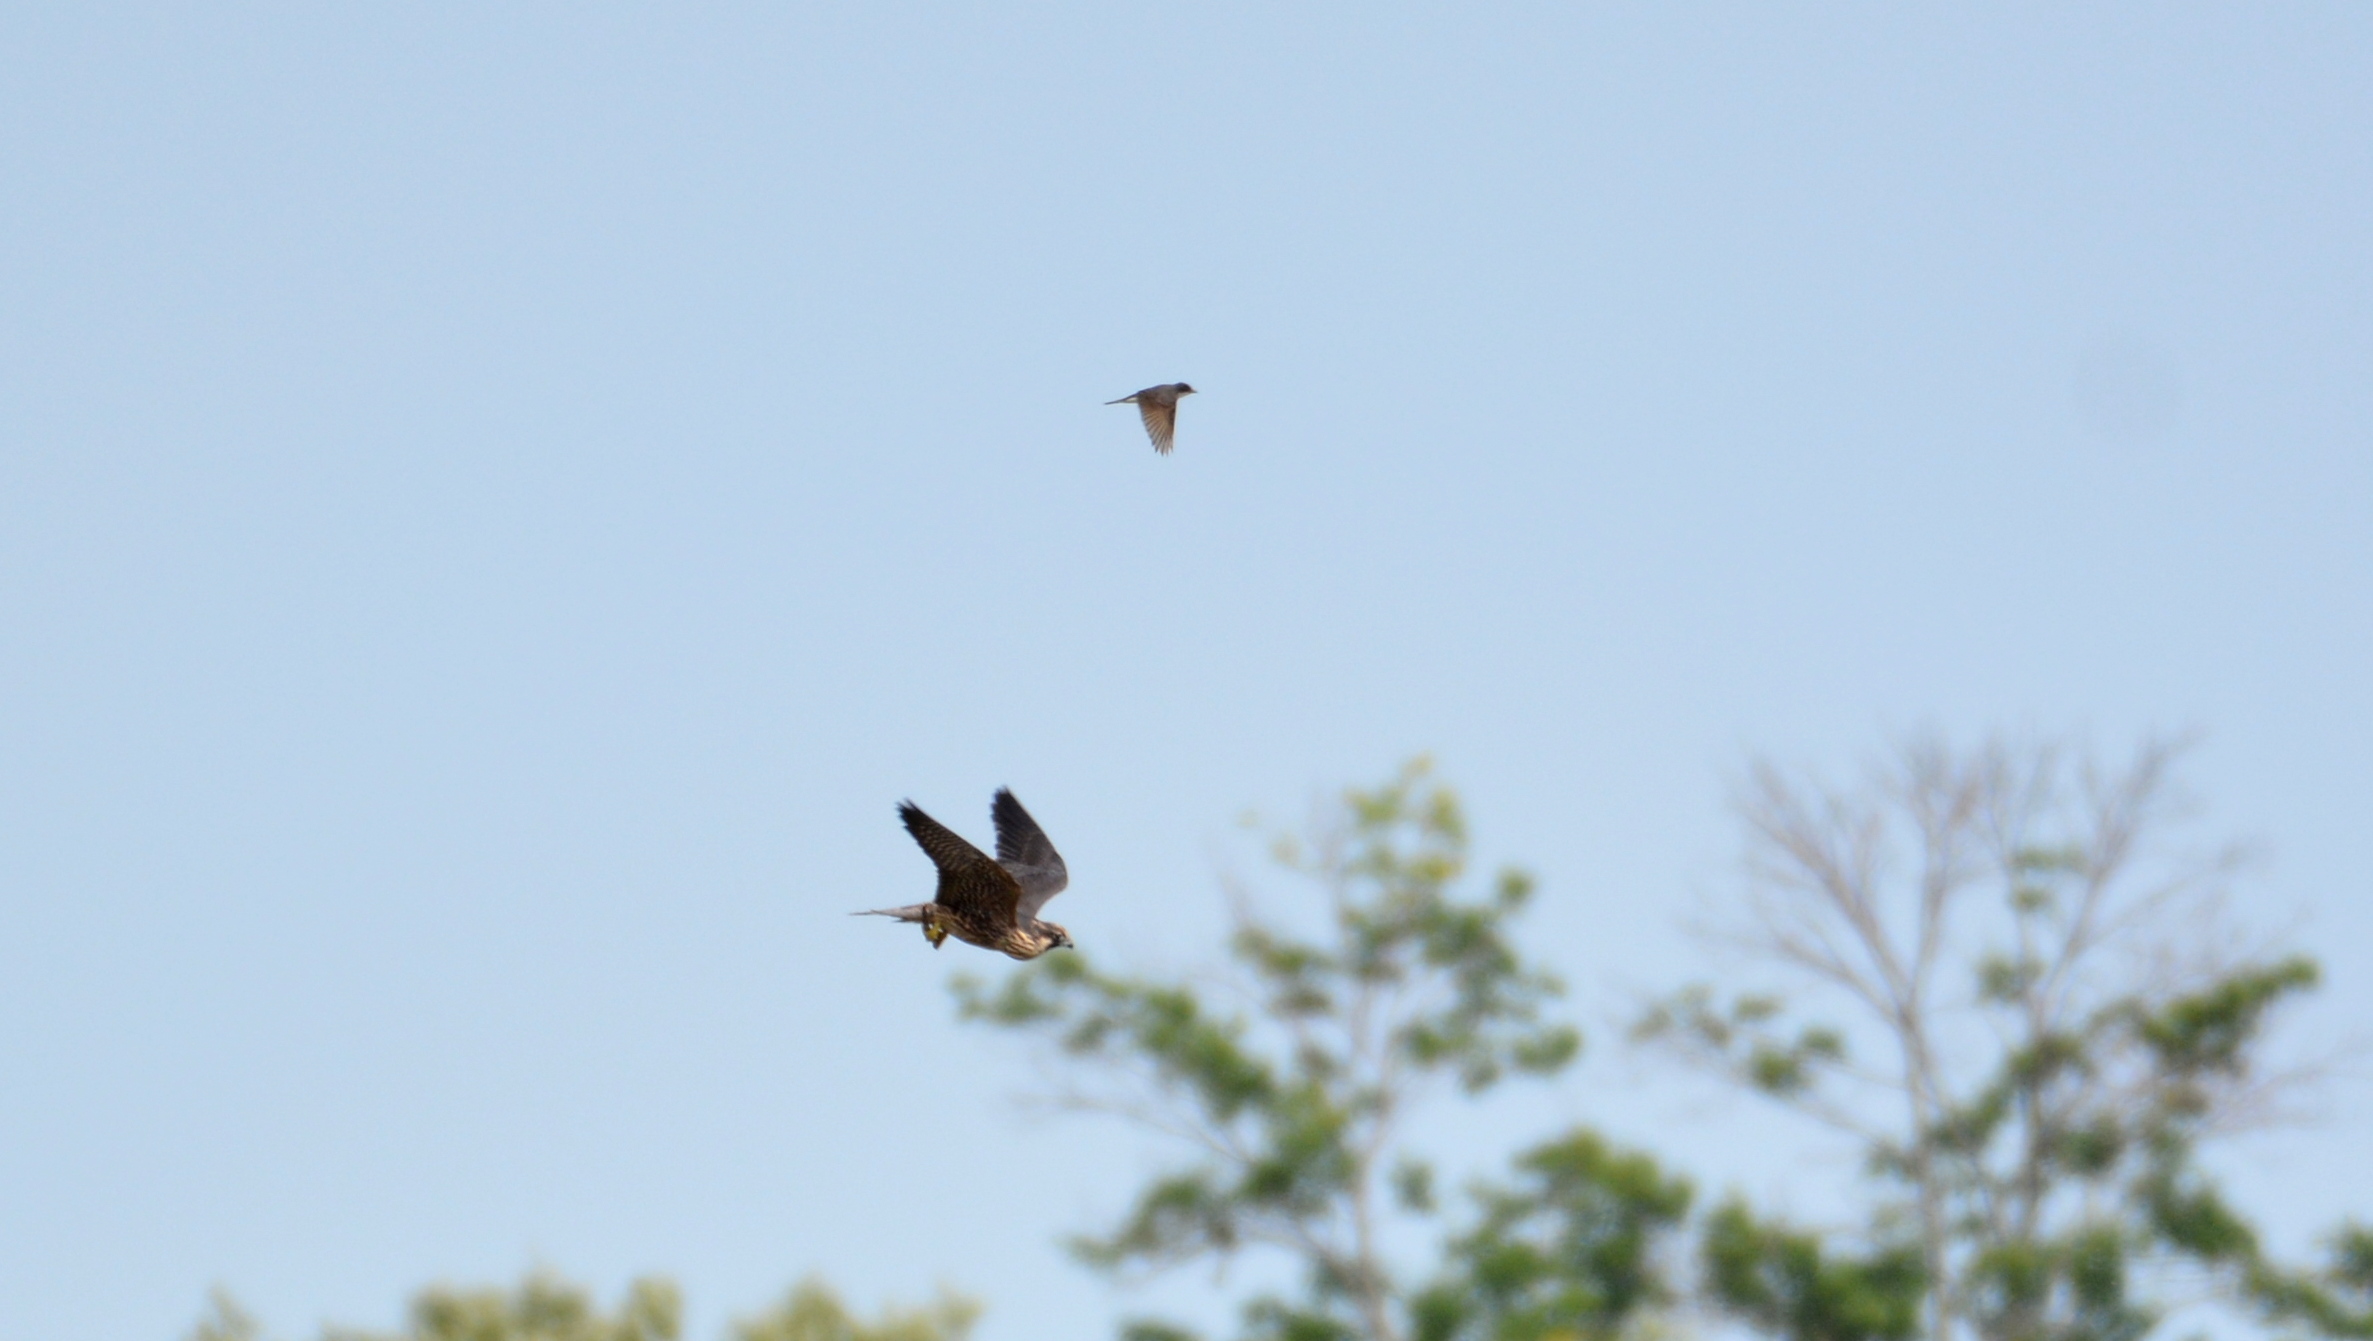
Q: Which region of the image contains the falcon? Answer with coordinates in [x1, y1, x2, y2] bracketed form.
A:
[1106, 382, 1197, 454]
[857, 789, 1074, 960]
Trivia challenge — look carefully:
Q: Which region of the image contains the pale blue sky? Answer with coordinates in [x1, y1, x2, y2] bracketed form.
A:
[2, 6, 2369, 1341]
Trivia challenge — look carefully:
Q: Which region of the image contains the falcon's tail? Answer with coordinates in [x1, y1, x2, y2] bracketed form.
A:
[854, 903, 934, 923]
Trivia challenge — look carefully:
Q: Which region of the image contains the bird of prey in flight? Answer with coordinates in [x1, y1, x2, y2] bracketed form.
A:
[1107, 382, 1197, 455]
[858, 789, 1074, 960]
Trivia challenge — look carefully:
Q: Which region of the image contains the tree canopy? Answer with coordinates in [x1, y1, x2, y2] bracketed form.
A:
[957, 757, 1680, 1341]
[188, 741, 2366, 1341]
[187, 1275, 977, 1341]
[963, 744, 2365, 1341]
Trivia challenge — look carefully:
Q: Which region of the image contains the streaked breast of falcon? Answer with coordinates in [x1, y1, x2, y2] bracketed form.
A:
[855, 788, 1073, 960]
[1106, 382, 1197, 455]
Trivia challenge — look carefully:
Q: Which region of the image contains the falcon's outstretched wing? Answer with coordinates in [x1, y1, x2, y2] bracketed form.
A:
[900, 801, 1021, 929]
[992, 788, 1069, 919]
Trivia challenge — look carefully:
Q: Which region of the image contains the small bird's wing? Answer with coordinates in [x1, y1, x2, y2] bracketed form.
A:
[1137, 399, 1177, 454]
[900, 801, 1021, 929]
[991, 788, 1069, 918]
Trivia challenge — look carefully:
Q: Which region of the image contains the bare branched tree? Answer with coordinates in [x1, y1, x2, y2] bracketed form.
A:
[1639, 734, 2352, 1341]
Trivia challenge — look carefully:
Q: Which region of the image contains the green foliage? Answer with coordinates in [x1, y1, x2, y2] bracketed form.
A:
[1959, 1225, 2154, 1341]
[318, 1272, 682, 1341]
[1640, 737, 2354, 1341]
[1119, 1323, 1209, 1341]
[190, 1275, 974, 1341]
[1701, 1201, 1925, 1341]
[1630, 988, 1845, 1100]
[2244, 1224, 2373, 1338]
[956, 758, 1581, 1341]
[1410, 1130, 1693, 1341]
[733, 1279, 979, 1341]
[200, 746, 2361, 1341]
[2133, 958, 2319, 1088]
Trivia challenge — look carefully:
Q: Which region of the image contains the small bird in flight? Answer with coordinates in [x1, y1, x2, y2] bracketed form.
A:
[857, 789, 1075, 960]
[1107, 382, 1197, 455]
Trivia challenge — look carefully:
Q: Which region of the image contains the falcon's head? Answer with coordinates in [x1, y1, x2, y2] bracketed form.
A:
[1042, 922, 1075, 952]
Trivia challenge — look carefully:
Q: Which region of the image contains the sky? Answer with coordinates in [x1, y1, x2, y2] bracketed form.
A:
[2, 5, 2369, 1340]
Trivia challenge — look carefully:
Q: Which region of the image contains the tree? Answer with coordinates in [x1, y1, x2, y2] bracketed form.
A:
[187, 1273, 976, 1341]
[733, 1278, 979, 1341]
[1408, 1129, 1694, 1341]
[185, 1273, 682, 1341]
[197, 743, 2363, 1341]
[1635, 735, 2357, 1341]
[957, 758, 1684, 1341]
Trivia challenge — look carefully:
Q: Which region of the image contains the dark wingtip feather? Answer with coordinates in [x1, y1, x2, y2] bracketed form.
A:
[992, 788, 1029, 827]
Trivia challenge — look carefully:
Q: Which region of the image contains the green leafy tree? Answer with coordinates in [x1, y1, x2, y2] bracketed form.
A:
[187, 1274, 974, 1341]
[1409, 1130, 1694, 1341]
[957, 758, 1685, 1341]
[1637, 736, 2355, 1341]
[1697, 1199, 1924, 1341]
[325, 1274, 681, 1341]
[733, 1278, 979, 1341]
[186, 1273, 682, 1341]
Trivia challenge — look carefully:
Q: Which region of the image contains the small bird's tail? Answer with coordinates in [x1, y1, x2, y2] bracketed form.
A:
[854, 903, 934, 922]
[1105, 395, 1134, 405]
